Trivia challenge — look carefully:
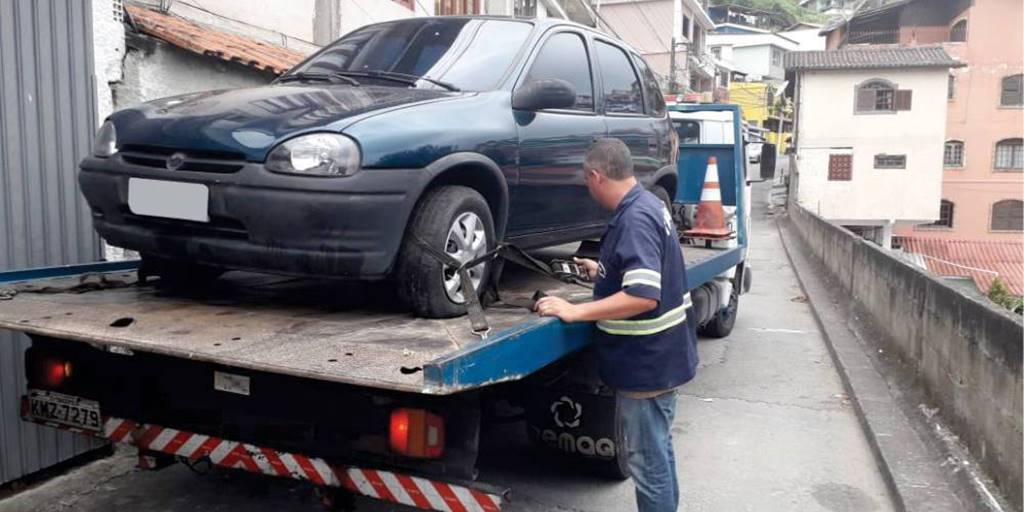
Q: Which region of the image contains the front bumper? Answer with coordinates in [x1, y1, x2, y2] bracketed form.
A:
[79, 156, 431, 278]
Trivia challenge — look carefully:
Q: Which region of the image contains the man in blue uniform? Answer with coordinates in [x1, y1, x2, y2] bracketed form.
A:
[535, 138, 698, 512]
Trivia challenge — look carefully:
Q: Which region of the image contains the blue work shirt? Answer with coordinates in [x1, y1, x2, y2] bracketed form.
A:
[592, 184, 699, 392]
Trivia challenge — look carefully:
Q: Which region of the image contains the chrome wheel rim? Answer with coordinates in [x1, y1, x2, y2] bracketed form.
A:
[442, 211, 488, 304]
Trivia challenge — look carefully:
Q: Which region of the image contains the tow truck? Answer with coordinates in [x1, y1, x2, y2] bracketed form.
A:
[0, 104, 772, 511]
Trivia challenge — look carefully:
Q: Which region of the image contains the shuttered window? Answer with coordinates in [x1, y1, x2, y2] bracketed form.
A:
[829, 154, 852, 181]
[991, 200, 1023, 231]
[855, 80, 911, 113]
[1001, 74, 1023, 106]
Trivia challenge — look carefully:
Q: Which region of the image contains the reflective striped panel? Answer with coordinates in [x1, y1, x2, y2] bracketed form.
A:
[597, 293, 694, 336]
[622, 268, 662, 290]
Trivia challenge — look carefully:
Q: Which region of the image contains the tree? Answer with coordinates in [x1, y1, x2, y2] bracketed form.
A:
[709, 0, 825, 28]
[987, 277, 1024, 314]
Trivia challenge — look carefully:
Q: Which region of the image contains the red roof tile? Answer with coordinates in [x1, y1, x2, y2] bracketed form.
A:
[125, 5, 307, 75]
[897, 237, 1024, 296]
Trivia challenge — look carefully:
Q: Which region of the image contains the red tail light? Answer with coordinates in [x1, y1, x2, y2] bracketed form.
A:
[38, 358, 73, 389]
[389, 408, 444, 458]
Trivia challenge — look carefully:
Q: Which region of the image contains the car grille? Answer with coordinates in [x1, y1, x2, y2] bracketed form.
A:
[119, 145, 246, 174]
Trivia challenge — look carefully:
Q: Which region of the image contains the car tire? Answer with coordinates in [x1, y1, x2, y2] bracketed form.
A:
[140, 254, 224, 286]
[650, 184, 672, 212]
[397, 185, 495, 319]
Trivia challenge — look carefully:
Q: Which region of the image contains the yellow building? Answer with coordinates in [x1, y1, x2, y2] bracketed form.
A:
[729, 82, 791, 153]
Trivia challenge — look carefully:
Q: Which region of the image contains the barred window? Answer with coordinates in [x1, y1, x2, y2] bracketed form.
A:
[994, 138, 1023, 170]
[930, 200, 954, 228]
[944, 140, 964, 167]
[829, 154, 852, 181]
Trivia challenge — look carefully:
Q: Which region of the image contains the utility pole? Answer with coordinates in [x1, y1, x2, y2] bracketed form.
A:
[669, 37, 678, 94]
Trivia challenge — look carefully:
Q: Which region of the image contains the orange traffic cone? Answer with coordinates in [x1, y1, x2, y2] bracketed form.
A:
[684, 156, 734, 240]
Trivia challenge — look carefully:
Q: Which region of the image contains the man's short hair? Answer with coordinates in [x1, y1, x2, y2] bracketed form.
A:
[585, 138, 634, 180]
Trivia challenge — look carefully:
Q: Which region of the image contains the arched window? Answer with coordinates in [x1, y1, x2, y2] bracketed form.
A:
[991, 200, 1023, 231]
[944, 140, 964, 167]
[949, 19, 968, 42]
[1001, 74, 1022, 106]
[928, 200, 954, 228]
[856, 79, 894, 112]
[994, 138, 1023, 170]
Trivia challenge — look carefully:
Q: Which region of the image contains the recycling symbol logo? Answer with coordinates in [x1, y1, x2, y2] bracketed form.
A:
[550, 395, 583, 429]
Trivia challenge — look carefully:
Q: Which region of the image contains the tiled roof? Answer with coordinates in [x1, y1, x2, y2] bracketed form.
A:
[125, 5, 307, 75]
[897, 238, 1024, 296]
[785, 46, 963, 71]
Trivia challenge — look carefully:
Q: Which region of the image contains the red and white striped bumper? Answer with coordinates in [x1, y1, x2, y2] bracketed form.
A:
[22, 406, 505, 512]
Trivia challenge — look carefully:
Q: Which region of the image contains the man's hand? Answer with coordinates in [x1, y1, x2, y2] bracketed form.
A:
[535, 296, 584, 323]
[573, 257, 599, 280]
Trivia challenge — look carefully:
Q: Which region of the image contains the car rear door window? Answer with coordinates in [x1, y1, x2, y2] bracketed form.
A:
[595, 41, 643, 115]
[633, 55, 666, 117]
[523, 32, 594, 111]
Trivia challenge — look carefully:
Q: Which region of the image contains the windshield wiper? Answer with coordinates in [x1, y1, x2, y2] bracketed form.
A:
[277, 71, 361, 86]
[332, 70, 460, 92]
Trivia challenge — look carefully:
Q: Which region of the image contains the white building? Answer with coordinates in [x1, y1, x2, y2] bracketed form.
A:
[708, 31, 800, 82]
[786, 46, 963, 248]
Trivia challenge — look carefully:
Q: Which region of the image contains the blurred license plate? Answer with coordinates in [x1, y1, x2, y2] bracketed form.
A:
[128, 178, 209, 223]
[26, 390, 102, 432]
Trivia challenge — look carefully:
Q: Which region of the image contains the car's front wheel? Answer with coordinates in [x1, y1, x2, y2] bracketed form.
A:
[397, 185, 495, 319]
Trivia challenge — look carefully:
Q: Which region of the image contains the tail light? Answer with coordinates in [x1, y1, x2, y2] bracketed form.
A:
[31, 356, 74, 389]
[389, 408, 444, 458]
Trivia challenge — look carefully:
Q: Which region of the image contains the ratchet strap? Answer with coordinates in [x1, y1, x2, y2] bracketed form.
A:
[410, 236, 592, 339]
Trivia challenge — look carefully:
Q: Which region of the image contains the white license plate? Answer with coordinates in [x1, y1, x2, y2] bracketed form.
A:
[26, 390, 102, 432]
[128, 178, 210, 223]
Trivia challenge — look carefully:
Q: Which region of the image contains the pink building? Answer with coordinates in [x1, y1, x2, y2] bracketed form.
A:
[822, 0, 1023, 243]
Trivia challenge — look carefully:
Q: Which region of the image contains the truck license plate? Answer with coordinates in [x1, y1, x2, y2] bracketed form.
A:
[26, 390, 102, 433]
[128, 178, 210, 223]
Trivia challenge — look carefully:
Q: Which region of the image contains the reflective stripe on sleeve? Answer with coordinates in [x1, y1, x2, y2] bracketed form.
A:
[622, 269, 662, 290]
[596, 293, 694, 336]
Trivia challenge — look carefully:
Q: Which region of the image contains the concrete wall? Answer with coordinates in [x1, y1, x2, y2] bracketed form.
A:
[786, 198, 1024, 509]
[115, 38, 273, 110]
[794, 67, 948, 224]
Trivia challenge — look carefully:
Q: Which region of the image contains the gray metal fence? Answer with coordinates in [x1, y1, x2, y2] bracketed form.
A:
[0, 0, 107, 484]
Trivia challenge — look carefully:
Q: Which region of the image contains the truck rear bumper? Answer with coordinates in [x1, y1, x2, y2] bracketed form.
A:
[22, 396, 506, 512]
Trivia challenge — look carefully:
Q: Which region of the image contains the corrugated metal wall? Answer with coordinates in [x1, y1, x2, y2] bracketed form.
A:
[0, 0, 107, 484]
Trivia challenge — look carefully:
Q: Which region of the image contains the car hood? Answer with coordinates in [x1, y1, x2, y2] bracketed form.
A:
[109, 85, 454, 161]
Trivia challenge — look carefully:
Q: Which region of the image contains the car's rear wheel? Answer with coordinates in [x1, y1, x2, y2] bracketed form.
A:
[397, 185, 495, 319]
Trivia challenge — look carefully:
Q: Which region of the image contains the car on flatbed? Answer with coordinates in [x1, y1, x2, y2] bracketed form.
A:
[79, 16, 677, 319]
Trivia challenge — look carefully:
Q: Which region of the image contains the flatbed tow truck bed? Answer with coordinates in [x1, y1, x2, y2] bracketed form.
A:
[0, 244, 738, 395]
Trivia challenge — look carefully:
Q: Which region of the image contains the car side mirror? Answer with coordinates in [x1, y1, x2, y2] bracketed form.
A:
[512, 79, 577, 111]
[760, 143, 777, 180]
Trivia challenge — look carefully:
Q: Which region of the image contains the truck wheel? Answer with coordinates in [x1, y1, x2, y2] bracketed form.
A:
[595, 399, 631, 480]
[397, 185, 495, 319]
[140, 254, 224, 286]
[699, 280, 739, 338]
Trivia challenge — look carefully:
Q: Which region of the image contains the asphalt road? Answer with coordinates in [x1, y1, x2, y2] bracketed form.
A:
[0, 183, 896, 512]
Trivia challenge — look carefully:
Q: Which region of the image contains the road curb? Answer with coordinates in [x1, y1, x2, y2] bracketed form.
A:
[775, 216, 972, 512]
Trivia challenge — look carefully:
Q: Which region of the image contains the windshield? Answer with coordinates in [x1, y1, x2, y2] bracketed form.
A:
[291, 18, 533, 91]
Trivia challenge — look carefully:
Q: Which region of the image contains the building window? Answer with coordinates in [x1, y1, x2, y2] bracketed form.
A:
[991, 200, 1023, 231]
[434, 0, 478, 14]
[1001, 74, 1023, 106]
[949, 19, 967, 42]
[994, 138, 1023, 170]
[683, 15, 691, 39]
[944, 140, 964, 167]
[925, 200, 955, 228]
[829, 154, 852, 181]
[874, 154, 906, 169]
[771, 48, 782, 66]
[948, 74, 955, 100]
[855, 80, 912, 113]
[711, 46, 722, 59]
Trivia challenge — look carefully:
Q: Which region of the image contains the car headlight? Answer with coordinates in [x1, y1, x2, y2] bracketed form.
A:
[92, 121, 117, 158]
[265, 133, 361, 177]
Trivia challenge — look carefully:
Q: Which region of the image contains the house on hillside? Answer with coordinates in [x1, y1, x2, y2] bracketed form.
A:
[708, 31, 799, 82]
[820, 0, 1024, 243]
[784, 46, 963, 248]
